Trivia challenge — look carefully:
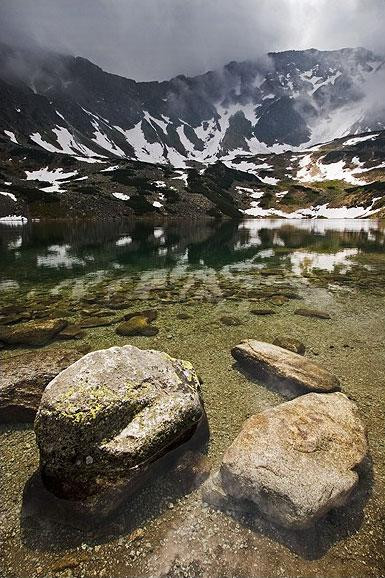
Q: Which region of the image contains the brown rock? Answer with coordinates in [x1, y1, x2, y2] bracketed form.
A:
[0, 318, 68, 347]
[203, 392, 368, 528]
[79, 317, 116, 328]
[0, 348, 82, 422]
[295, 308, 331, 319]
[121, 309, 158, 322]
[57, 325, 86, 340]
[220, 316, 242, 327]
[250, 309, 275, 316]
[116, 315, 159, 337]
[231, 339, 340, 396]
[273, 336, 306, 355]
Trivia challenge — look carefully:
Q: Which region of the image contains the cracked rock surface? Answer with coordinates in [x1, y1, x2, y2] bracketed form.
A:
[232, 339, 340, 397]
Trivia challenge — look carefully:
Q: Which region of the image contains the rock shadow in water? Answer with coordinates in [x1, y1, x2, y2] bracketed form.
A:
[232, 360, 329, 399]
[20, 416, 209, 553]
[208, 454, 373, 560]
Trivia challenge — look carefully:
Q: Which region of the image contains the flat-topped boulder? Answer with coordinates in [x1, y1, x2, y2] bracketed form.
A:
[0, 348, 82, 422]
[35, 345, 204, 512]
[295, 308, 331, 319]
[231, 339, 340, 397]
[203, 392, 368, 528]
[0, 318, 68, 347]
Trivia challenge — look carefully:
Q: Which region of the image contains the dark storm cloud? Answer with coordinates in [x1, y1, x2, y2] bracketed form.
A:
[0, 0, 385, 81]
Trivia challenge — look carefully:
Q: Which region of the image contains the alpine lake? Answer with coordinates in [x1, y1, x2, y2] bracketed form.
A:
[1, 217, 385, 578]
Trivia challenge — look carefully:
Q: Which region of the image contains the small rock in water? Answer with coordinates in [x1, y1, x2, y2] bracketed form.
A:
[269, 295, 289, 306]
[121, 309, 158, 323]
[116, 314, 159, 336]
[231, 339, 340, 396]
[203, 392, 368, 528]
[250, 308, 275, 316]
[79, 316, 116, 328]
[57, 325, 86, 340]
[295, 308, 331, 319]
[260, 268, 284, 276]
[0, 348, 82, 423]
[220, 316, 242, 327]
[273, 336, 305, 355]
[0, 318, 68, 346]
[176, 312, 191, 320]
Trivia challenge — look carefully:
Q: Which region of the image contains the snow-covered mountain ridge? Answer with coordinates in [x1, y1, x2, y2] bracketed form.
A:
[1, 128, 384, 221]
[1, 43, 384, 165]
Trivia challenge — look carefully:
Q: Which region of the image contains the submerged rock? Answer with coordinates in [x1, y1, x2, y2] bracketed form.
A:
[35, 345, 204, 512]
[0, 318, 68, 347]
[0, 349, 82, 422]
[116, 314, 159, 336]
[79, 316, 116, 328]
[295, 308, 331, 319]
[273, 336, 306, 355]
[57, 325, 86, 340]
[120, 309, 158, 323]
[250, 308, 275, 316]
[260, 268, 284, 276]
[269, 295, 289, 306]
[231, 339, 340, 396]
[220, 316, 242, 327]
[176, 312, 192, 320]
[0, 311, 31, 325]
[203, 392, 368, 528]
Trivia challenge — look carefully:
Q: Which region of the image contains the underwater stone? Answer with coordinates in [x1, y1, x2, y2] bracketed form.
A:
[250, 308, 275, 316]
[273, 336, 306, 355]
[0, 348, 82, 422]
[220, 316, 242, 327]
[0, 318, 68, 347]
[295, 308, 331, 319]
[116, 315, 159, 336]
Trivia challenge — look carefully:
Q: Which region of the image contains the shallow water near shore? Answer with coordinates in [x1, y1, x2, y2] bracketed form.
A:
[1, 218, 385, 577]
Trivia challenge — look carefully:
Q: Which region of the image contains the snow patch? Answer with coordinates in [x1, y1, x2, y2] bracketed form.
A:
[0, 191, 17, 202]
[112, 192, 130, 201]
[4, 130, 18, 144]
[343, 133, 380, 146]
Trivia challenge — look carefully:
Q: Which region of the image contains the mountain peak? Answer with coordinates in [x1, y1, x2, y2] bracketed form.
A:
[0, 44, 384, 166]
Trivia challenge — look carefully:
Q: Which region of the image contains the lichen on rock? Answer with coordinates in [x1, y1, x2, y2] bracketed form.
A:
[34, 345, 204, 505]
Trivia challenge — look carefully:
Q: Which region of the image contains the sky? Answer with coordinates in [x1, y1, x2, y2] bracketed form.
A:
[1, 0, 385, 81]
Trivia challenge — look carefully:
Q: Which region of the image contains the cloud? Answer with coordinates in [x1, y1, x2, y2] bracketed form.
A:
[0, 0, 384, 81]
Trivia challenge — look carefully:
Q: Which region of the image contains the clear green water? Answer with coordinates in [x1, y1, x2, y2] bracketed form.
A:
[1, 218, 385, 577]
[1, 218, 384, 298]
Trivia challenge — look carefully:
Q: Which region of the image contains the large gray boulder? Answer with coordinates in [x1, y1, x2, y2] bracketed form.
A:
[0, 349, 82, 422]
[231, 340, 340, 397]
[203, 392, 368, 529]
[34, 345, 204, 512]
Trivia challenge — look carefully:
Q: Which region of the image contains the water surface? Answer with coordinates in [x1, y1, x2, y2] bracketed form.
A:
[1, 218, 384, 577]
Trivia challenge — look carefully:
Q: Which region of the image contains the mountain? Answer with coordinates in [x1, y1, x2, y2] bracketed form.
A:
[0, 43, 385, 221]
[0, 43, 384, 165]
[1, 129, 384, 221]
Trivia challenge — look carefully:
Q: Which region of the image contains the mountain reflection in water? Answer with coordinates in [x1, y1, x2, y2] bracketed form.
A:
[0, 219, 384, 296]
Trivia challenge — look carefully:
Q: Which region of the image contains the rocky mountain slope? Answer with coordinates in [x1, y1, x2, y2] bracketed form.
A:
[0, 43, 384, 220]
[1, 129, 384, 221]
[1, 43, 384, 164]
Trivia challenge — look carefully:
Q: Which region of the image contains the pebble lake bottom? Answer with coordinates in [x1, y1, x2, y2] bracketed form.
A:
[0, 218, 384, 577]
